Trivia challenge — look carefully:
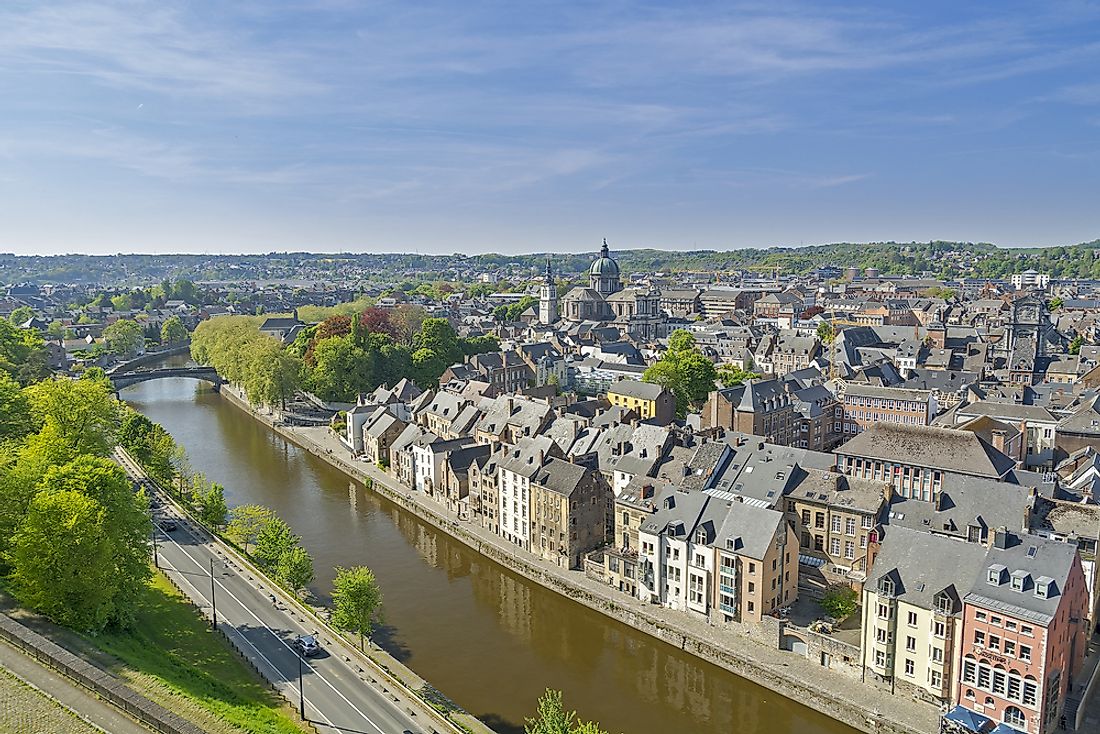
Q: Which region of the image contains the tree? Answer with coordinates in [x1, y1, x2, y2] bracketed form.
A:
[816, 321, 836, 345]
[1048, 297, 1064, 311]
[414, 318, 462, 366]
[0, 373, 32, 441]
[160, 315, 189, 346]
[244, 341, 301, 409]
[820, 584, 858, 620]
[525, 690, 611, 734]
[642, 330, 716, 418]
[276, 546, 315, 594]
[716, 365, 760, 387]
[331, 565, 383, 650]
[226, 504, 274, 554]
[0, 320, 49, 385]
[1069, 335, 1084, 355]
[8, 306, 34, 326]
[195, 482, 228, 529]
[103, 319, 144, 357]
[24, 376, 120, 457]
[252, 516, 297, 570]
[9, 490, 118, 631]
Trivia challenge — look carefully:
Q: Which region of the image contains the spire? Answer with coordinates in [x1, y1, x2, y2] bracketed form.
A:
[601, 238, 610, 258]
[545, 256, 553, 281]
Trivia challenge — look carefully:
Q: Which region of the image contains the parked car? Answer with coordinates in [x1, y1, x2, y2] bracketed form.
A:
[160, 519, 178, 532]
[294, 634, 321, 657]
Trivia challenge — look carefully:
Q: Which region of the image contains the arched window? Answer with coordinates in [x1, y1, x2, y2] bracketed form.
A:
[1004, 706, 1026, 728]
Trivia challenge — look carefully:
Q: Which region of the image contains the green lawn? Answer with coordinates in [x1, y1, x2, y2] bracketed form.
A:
[79, 572, 309, 734]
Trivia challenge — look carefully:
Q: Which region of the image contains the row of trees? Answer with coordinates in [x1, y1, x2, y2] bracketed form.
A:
[0, 372, 152, 631]
[191, 316, 301, 408]
[225, 505, 315, 594]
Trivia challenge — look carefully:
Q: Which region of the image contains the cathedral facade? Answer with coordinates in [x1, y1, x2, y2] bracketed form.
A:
[559, 240, 665, 342]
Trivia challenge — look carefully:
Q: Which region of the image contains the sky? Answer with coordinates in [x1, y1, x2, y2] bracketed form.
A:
[1, 1, 1099, 256]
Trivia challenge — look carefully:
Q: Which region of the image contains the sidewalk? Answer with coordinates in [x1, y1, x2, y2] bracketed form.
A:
[0, 638, 151, 734]
[1069, 632, 1100, 732]
[289, 424, 939, 734]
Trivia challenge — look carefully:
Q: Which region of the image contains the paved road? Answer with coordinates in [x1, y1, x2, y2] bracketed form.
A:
[116, 450, 433, 734]
[0, 638, 150, 734]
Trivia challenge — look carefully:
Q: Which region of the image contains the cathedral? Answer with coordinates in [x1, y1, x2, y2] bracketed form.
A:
[550, 240, 666, 342]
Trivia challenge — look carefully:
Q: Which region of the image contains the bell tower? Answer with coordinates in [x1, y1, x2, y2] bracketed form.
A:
[539, 257, 558, 325]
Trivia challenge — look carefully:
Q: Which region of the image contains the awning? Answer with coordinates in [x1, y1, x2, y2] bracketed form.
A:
[989, 725, 1024, 734]
[941, 705, 994, 733]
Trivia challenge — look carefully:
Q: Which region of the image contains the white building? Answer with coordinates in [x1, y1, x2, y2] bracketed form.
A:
[1011, 269, 1050, 291]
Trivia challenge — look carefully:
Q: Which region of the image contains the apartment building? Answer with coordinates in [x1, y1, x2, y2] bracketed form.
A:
[956, 531, 1089, 734]
[699, 378, 797, 446]
[606, 379, 676, 425]
[529, 458, 607, 569]
[863, 527, 989, 704]
[840, 383, 936, 436]
[770, 334, 820, 377]
[496, 437, 561, 552]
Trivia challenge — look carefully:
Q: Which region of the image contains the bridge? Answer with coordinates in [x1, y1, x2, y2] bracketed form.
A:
[110, 366, 223, 391]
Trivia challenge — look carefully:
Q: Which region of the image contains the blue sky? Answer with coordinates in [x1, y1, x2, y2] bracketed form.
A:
[1, 1, 1098, 255]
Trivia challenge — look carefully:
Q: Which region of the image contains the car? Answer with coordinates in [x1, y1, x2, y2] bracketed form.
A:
[161, 519, 178, 532]
[294, 634, 321, 657]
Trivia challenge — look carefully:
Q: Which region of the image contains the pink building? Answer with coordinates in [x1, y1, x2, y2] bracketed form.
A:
[956, 530, 1089, 734]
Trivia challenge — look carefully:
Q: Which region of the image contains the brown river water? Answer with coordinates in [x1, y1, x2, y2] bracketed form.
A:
[122, 369, 857, 734]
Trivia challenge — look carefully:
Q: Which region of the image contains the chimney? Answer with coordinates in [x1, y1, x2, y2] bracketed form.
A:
[993, 527, 1010, 549]
[642, 483, 654, 499]
[990, 428, 1007, 454]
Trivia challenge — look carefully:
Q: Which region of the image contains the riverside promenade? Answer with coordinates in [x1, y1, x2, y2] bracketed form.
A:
[219, 385, 938, 734]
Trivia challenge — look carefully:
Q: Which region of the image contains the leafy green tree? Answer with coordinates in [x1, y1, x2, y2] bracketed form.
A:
[160, 315, 189, 346]
[331, 565, 383, 650]
[10, 490, 118, 631]
[461, 334, 501, 356]
[716, 365, 760, 387]
[244, 341, 301, 409]
[24, 376, 120, 457]
[642, 330, 716, 418]
[275, 546, 315, 594]
[8, 306, 34, 326]
[525, 690, 611, 734]
[46, 321, 65, 339]
[493, 295, 538, 322]
[0, 373, 32, 441]
[195, 482, 228, 529]
[414, 318, 462, 366]
[1069, 335, 1084, 355]
[110, 293, 133, 311]
[820, 584, 858, 620]
[103, 319, 144, 356]
[0, 320, 50, 385]
[226, 504, 274, 554]
[252, 517, 297, 570]
[816, 321, 836, 345]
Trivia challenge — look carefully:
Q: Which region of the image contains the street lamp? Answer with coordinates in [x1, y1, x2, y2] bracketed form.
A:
[152, 526, 159, 568]
[209, 558, 218, 631]
[297, 651, 305, 720]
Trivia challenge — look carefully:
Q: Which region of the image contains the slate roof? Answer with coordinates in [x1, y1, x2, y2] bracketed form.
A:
[872, 525, 989, 611]
[608, 379, 666, 401]
[965, 531, 1078, 625]
[838, 423, 1016, 479]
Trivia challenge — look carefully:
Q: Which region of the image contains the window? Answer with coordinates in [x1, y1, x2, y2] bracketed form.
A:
[1004, 707, 1026, 729]
[815, 512, 825, 529]
[1004, 640, 1016, 657]
[974, 630, 985, 646]
[831, 515, 842, 533]
[931, 670, 942, 689]
[1019, 645, 1031, 663]
[931, 646, 943, 663]
[861, 515, 873, 529]
[860, 534, 867, 549]
[933, 620, 946, 638]
[748, 562, 756, 574]
[975, 611, 987, 621]
[989, 635, 1000, 652]
[904, 659, 914, 677]
[801, 509, 811, 525]
[905, 636, 916, 652]
[1021, 625, 1033, 636]
[878, 603, 890, 620]
[874, 650, 887, 667]
[1022, 681, 1037, 706]
[876, 627, 889, 643]
[830, 538, 841, 556]
[846, 517, 856, 536]
[907, 611, 918, 627]
[845, 541, 855, 560]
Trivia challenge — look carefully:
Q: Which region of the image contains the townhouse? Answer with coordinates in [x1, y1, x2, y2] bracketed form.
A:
[840, 383, 937, 436]
[606, 379, 676, 425]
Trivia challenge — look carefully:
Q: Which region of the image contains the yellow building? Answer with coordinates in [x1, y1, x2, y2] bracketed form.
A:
[606, 379, 675, 425]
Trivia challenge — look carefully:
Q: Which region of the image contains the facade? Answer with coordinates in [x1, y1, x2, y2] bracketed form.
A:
[538, 258, 558, 325]
[699, 379, 797, 446]
[606, 379, 676, 425]
[840, 383, 936, 437]
[529, 458, 607, 568]
[956, 531, 1089, 734]
[1011, 270, 1050, 291]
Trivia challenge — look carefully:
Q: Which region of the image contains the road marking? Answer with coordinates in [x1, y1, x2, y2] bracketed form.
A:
[160, 525, 396, 734]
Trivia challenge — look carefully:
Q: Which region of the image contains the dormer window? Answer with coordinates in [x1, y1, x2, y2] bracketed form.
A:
[695, 528, 707, 545]
[1011, 570, 1029, 592]
[878, 577, 895, 597]
[1035, 576, 1055, 599]
[987, 565, 1008, 586]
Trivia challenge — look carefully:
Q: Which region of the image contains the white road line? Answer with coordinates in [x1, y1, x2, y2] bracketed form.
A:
[161, 532, 395, 734]
[159, 555, 339, 731]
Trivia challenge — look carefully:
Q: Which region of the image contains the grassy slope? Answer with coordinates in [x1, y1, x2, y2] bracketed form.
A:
[73, 572, 308, 734]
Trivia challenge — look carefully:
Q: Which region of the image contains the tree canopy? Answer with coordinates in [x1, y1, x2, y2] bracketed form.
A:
[331, 565, 383, 650]
[642, 330, 716, 418]
[160, 315, 189, 346]
[103, 319, 145, 357]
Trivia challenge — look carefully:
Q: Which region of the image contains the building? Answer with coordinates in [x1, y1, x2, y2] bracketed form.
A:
[538, 258, 558, 325]
[956, 530, 1089, 734]
[1011, 270, 1050, 291]
[559, 241, 667, 342]
[770, 334, 821, 377]
[699, 379, 797, 445]
[496, 437, 561, 551]
[529, 458, 607, 568]
[863, 526, 990, 704]
[840, 383, 936, 437]
[606, 379, 676, 425]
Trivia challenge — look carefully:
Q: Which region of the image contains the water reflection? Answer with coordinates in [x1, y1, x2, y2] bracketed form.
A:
[122, 373, 853, 734]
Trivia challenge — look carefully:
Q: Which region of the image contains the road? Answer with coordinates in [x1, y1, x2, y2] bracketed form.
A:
[116, 450, 434, 734]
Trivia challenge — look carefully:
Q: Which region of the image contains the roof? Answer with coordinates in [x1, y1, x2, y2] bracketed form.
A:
[838, 423, 1016, 479]
[886, 475, 1032, 541]
[872, 525, 989, 611]
[843, 382, 933, 403]
[964, 531, 1079, 625]
[532, 458, 589, 497]
[608, 379, 667, 401]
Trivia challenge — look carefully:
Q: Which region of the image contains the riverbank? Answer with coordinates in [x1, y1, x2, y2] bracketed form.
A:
[217, 385, 937, 734]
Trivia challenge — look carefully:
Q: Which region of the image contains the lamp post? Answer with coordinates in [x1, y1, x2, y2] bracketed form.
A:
[297, 651, 305, 720]
[152, 526, 159, 568]
[209, 558, 217, 631]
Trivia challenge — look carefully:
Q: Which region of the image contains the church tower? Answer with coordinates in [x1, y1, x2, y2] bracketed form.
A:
[538, 257, 558, 325]
[589, 238, 622, 296]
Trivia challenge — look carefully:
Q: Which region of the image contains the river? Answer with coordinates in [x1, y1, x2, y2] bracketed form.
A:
[121, 372, 856, 734]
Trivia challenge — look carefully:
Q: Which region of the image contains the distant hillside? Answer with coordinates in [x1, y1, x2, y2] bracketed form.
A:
[2, 238, 1099, 286]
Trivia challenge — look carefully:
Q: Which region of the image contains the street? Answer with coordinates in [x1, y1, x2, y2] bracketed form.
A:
[117, 450, 437, 734]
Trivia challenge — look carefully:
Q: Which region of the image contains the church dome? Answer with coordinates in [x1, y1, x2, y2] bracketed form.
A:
[589, 239, 620, 278]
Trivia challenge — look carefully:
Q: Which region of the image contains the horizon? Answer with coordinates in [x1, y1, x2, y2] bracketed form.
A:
[2, 2, 1099, 255]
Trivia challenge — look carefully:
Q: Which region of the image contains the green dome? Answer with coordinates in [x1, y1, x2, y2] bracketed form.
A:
[589, 240, 620, 277]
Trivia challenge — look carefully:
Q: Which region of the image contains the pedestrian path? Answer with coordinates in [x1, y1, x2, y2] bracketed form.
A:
[0, 638, 151, 734]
